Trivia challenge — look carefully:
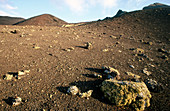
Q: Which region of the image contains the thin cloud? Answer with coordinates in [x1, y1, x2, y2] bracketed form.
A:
[0, 0, 18, 10]
[100, 0, 118, 8]
[5, 4, 18, 10]
[50, 0, 118, 13]
[0, 10, 12, 16]
[0, 0, 7, 3]
[0, 0, 19, 17]
[64, 0, 86, 12]
[134, 0, 147, 6]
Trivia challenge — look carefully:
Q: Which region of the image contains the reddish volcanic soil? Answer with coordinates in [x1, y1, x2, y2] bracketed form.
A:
[0, 8, 170, 110]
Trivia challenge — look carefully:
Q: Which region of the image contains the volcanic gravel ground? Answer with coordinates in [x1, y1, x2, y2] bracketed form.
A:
[0, 8, 170, 111]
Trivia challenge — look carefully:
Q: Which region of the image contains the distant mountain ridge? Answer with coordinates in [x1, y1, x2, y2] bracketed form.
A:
[0, 2, 169, 26]
[14, 14, 67, 26]
[114, 10, 127, 18]
[101, 2, 170, 21]
[0, 16, 24, 25]
[143, 3, 170, 10]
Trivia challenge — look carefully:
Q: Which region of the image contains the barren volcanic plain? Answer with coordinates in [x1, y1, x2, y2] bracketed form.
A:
[0, 6, 170, 111]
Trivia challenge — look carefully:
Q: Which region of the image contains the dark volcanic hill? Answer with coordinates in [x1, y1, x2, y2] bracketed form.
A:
[101, 2, 170, 22]
[143, 2, 170, 10]
[14, 14, 67, 26]
[0, 16, 24, 25]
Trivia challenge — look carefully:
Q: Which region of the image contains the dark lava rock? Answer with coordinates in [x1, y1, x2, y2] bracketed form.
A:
[144, 79, 164, 93]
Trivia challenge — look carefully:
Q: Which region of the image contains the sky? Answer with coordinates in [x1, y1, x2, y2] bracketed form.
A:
[0, 0, 170, 23]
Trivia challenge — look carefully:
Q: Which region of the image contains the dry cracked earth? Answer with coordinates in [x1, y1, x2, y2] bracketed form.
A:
[0, 8, 170, 111]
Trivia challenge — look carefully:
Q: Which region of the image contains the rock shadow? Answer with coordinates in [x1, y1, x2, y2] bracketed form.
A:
[69, 80, 111, 104]
[85, 68, 104, 74]
[56, 86, 69, 94]
[76, 46, 87, 49]
[3, 97, 14, 105]
[56, 67, 112, 104]
[8, 72, 18, 76]
[81, 74, 102, 78]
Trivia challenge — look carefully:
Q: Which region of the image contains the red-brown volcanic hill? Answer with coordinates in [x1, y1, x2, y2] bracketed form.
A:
[0, 16, 24, 25]
[14, 14, 67, 26]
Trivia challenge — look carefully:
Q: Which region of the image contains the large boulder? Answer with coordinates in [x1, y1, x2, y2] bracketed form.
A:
[101, 79, 151, 111]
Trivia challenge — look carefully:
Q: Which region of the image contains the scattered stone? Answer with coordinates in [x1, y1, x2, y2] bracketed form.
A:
[158, 48, 169, 54]
[138, 53, 147, 58]
[161, 55, 168, 60]
[50, 94, 53, 98]
[144, 79, 164, 93]
[135, 48, 144, 54]
[129, 65, 135, 69]
[64, 47, 74, 52]
[102, 49, 109, 52]
[144, 41, 153, 45]
[130, 48, 144, 54]
[137, 57, 144, 62]
[139, 40, 144, 42]
[67, 86, 79, 95]
[49, 45, 53, 48]
[4, 70, 30, 80]
[79, 90, 93, 99]
[20, 33, 30, 37]
[3, 74, 13, 80]
[93, 73, 102, 78]
[69, 47, 75, 50]
[148, 64, 155, 67]
[10, 30, 18, 34]
[101, 79, 151, 111]
[64, 49, 71, 52]
[102, 66, 120, 80]
[12, 96, 22, 106]
[110, 35, 117, 39]
[118, 50, 122, 53]
[86, 42, 92, 49]
[142, 68, 151, 76]
[18, 70, 30, 76]
[33, 46, 40, 49]
[116, 41, 120, 44]
[86, 74, 102, 78]
[20, 34, 25, 37]
[126, 72, 140, 79]
[18, 71, 25, 76]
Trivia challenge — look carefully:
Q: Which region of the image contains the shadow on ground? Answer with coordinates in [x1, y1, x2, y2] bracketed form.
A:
[76, 46, 87, 49]
[85, 68, 104, 74]
[3, 97, 14, 105]
[56, 67, 112, 104]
